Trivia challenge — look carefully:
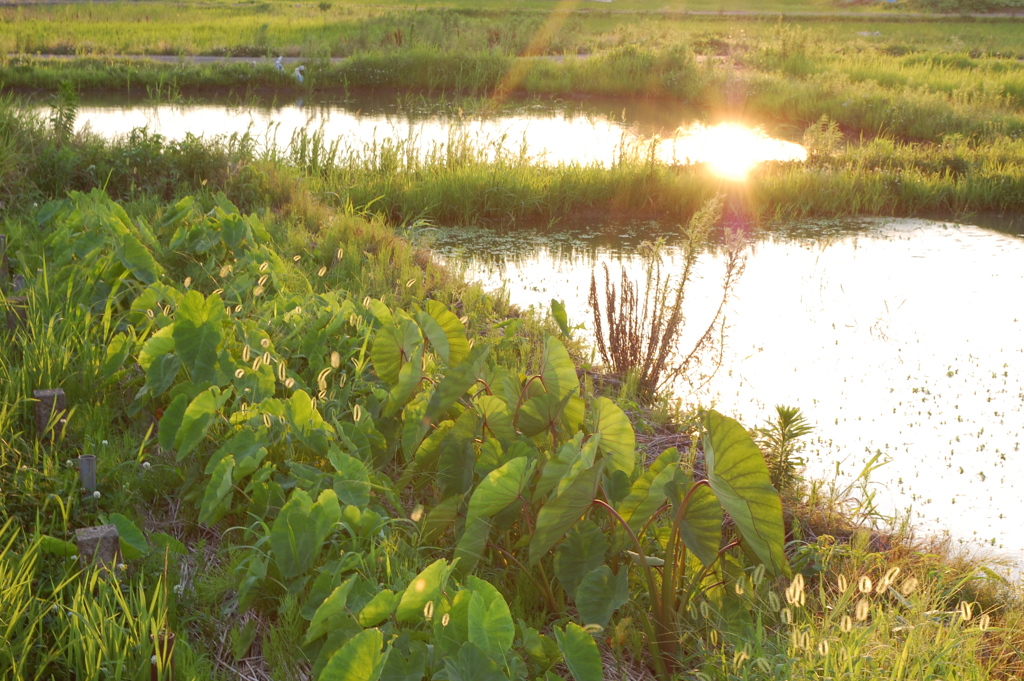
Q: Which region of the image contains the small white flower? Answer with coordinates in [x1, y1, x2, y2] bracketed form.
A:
[117, 563, 126, 571]
[151, 655, 157, 664]
[142, 462, 151, 470]
[92, 491, 101, 500]
[65, 459, 73, 468]
[101, 440, 108, 446]
[173, 584, 184, 595]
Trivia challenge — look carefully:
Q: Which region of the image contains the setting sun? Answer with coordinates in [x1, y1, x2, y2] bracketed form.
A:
[670, 122, 808, 181]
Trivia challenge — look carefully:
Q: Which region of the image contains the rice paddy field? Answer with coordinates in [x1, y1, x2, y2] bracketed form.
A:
[1, 1, 1024, 680]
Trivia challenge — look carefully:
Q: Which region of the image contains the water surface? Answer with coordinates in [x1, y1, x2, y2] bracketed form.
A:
[427, 219, 1024, 570]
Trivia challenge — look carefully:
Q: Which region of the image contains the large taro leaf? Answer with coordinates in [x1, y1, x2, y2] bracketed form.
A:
[517, 391, 584, 440]
[415, 301, 469, 366]
[575, 565, 629, 628]
[108, 513, 150, 561]
[383, 345, 423, 418]
[114, 231, 161, 285]
[396, 559, 452, 624]
[371, 318, 422, 387]
[553, 624, 604, 681]
[444, 642, 506, 681]
[437, 410, 480, 497]
[423, 343, 490, 426]
[465, 576, 515, 659]
[306, 578, 357, 643]
[319, 629, 388, 681]
[174, 387, 229, 461]
[538, 336, 579, 401]
[475, 395, 515, 444]
[554, 521, 608, 599]
[703, 410, 789, 577]
[670, 479, 723, 568]
[588, 397, 636, 477]
[173, 290, 225, 387]
[455, 457, 534, 570]
[269, 489, 342, 580]
[616, 446, 680, 535]
[529, 460, 605, 565]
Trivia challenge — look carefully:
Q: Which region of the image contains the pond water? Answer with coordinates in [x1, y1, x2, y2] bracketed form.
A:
[424, 218, 1024, 571]
[52, 93, 806, 175]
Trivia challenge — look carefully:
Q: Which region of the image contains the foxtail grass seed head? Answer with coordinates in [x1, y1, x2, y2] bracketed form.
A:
[259, 262, 269, 273]
[294, 306, 302, 315]
[878, 567, 901, 594]
[753, 564, 766, 586]
[292, 255, 301, 262]
[349, 314, 359, 327]
[768, 592, 781, 612]
[243, 345, 251, 362]
[901, 576, 919, 595]
[221, 264, 233, 277]
[184, 277, 192, 288]
[459, 315, 469, 325]
[318, 366, 331, 382]
[252, 357, 263, 371]
[781, 607, 792, 625]
[336, 248, 343, 260]
[263, 413, 272, 428]
[405, 278, 416, 288]
[840, 615, 853, 633]
[733, 650, 750, 667]
[212, 288, 223, 296]
[710, 629, 718, 647]
[818, 640, 830, 656]
[146, 308, 155, 319]
[978, 613, 990, 631]
[253, 285, 265, 297]
[441, 613, 450, 627]
[277, 362, 287, 382]
[700, 600, 711, 620]
[858, 576, 873, 594]
[331, 351, 341, 368]
[235, 304, 243, 313]
[837, 575, 849, 593]
[855, 598, 870, 622]
[285, 378, 295, 389]
[261, 338, 271, 349]
[756, 658, 771, 674]
[318, 266, 327, 277]
[263, 351, 272, 365]
[353, 405, 363, 422]
[959, 600, 973, 622]
[735, 582, 745, 596]
[235, 369, 245, 379]
[411, 504, 424, 522]
[363, 296, 371, 308]
[258, 274, 269, 287]
[318, 390, 327, 399]
[339, 374, 347, 387]
[423, 600, 434, 621]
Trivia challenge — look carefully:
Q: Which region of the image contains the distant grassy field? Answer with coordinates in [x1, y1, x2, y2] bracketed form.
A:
[1, 0, 1023, 58]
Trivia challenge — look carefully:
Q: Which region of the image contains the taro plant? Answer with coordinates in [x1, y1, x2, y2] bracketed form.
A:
[369, 299, 789, 680]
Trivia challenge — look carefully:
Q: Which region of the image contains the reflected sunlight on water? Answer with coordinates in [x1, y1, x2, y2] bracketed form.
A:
[57, 101, 805, 172]
[426, 219, 1024, 570]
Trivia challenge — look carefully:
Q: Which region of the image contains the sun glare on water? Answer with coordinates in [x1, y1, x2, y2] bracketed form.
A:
[670, 122, 808, 181]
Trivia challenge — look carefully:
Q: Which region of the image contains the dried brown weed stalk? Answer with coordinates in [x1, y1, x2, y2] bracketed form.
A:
[587, 197, 745, 402]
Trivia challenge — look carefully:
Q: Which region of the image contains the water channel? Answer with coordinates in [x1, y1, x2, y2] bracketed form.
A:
[56, 94, 1024, 570]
